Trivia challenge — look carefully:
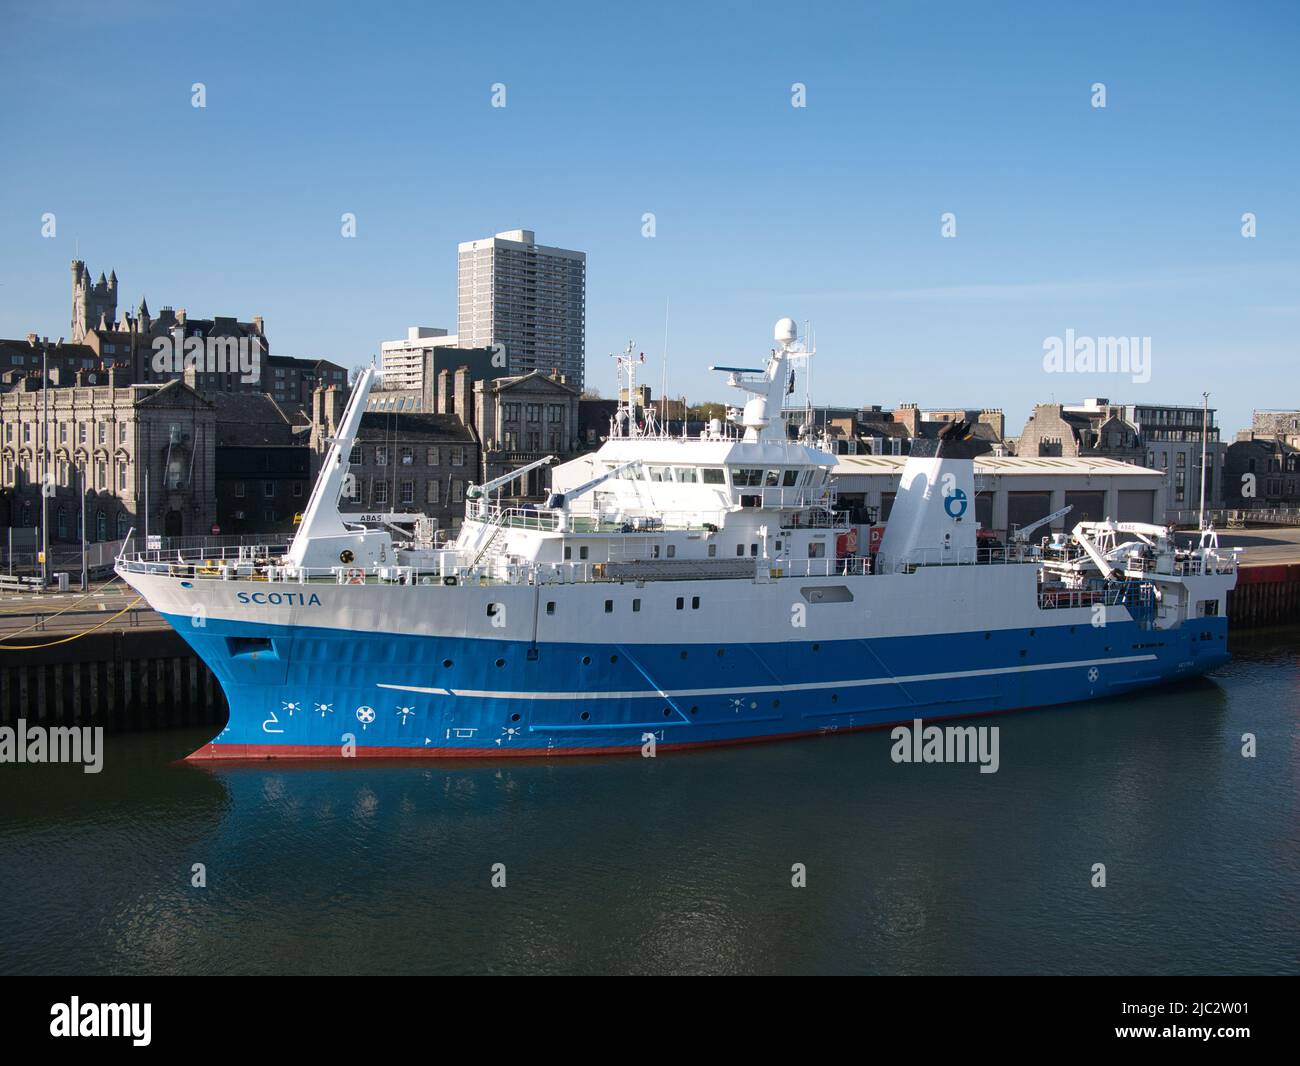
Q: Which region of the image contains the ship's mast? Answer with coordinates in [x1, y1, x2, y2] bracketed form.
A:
[610, 341, 647, 440]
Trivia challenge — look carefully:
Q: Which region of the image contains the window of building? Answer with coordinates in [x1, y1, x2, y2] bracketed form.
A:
[400, 480, 414, 505]
[426, 447, 439, 466]
[375, 480, 389, 505]
[400, 447, 413, 466]
[235, 481, 245, 498]
[578, 545, 588, 560]
[426, 481, 439, 505]
[263, 481, 275, 498]
[604, 600, 613, 613]
[292, 482, 303, 498]
[451, 480, 463, 502]
[375, 446, 388, 467]
[451, 447, 464, 467]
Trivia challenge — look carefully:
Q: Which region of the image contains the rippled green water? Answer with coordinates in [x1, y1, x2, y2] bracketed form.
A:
[1, 629, 1296, 975]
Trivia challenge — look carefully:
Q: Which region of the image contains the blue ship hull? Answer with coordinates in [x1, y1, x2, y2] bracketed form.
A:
[170, 612, 1231, 759]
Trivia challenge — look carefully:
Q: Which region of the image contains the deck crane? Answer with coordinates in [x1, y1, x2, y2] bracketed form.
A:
[1011, 505, 1073, 544]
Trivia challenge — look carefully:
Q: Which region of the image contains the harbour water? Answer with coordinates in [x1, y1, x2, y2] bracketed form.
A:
[1, 629, 1296, 976]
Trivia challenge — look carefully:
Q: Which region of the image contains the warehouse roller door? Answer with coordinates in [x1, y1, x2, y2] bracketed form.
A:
[1064, 490, 1105, 524]
[1007, 491, 1052, 533]
[1117, 489, 1156, 523]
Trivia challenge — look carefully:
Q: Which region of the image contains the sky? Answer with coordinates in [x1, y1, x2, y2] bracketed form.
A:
[1, 0, 1297, 436]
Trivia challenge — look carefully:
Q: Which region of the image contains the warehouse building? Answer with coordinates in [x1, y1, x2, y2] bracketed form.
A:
[831, 455, 1167, 534]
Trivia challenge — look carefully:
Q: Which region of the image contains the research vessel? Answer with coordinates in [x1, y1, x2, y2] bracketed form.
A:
[116, 318, 1238, 759]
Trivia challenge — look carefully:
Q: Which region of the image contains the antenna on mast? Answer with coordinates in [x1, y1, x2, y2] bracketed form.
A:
[660, 297, 670, 439]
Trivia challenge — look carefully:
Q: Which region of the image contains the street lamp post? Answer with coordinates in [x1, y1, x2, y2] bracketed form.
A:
[79, 460, 87, 591]
[1198, 391, 1210, 530]
[40, 344, 49, 588]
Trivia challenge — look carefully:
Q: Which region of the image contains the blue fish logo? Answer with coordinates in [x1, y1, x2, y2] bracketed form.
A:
[944, 488, 968, 519]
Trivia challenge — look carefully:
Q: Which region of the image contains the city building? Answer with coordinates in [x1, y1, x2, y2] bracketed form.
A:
[1222, 435, 1300, 510]
[62, 260, 347, 403]
[0, 336, 105, 384]
[474, 371, 581, 498]
[212, 393, 312, 537]
[1251, 409, 1300, 449]
[1016, 398, 1222, 522]
[379, 327, 457, 393]
[0, 372, 217, 542]
[795, 404, 1004, 457]
[457, 229, 586, 390]
[369, 344, 505, 414]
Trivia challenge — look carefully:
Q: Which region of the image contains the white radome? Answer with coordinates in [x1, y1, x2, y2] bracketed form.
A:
[774, 317, 797, 345]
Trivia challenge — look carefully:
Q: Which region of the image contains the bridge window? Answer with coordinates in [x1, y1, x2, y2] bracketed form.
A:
[701, 468, 726, 485]
[734, 468, 763, 487]
[782, 469, 799, 487]
[674, 467, 697, 483]
[765, 470, 781, 487]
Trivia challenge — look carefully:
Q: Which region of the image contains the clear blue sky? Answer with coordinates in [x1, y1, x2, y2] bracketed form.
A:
[1, 0, 1296, 436]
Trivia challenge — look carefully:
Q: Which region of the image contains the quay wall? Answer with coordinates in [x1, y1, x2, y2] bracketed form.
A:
[0, 628, 226, 732]
[1228, 563, 1300, 629]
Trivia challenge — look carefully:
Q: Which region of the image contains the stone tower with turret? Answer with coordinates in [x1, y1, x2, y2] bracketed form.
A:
[70, 260, 118, 342]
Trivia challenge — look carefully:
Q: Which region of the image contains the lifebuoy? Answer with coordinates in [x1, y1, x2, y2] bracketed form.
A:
[345, 568, 365, 585]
